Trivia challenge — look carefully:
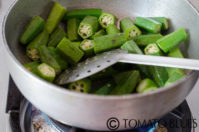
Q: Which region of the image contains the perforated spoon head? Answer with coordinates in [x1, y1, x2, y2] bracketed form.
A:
[56, 49, 127, 85]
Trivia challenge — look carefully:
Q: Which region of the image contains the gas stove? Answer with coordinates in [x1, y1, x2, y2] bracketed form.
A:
[6, 77, 195, 132]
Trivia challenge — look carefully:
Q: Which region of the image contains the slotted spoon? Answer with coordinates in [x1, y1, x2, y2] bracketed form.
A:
[56, 49, 199, 85]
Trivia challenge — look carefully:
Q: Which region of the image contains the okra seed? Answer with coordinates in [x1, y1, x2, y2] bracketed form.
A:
[80, 84, 84, 87]
[76, 74, 79, 77]
[97, 65, 101, 68]
[80, 89, 84, 92]
[87, 70, 91, 73]
[107, 60, 111, 63]
[72, 86, 76, 90]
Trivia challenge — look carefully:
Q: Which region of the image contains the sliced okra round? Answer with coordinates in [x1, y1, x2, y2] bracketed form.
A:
[144, 43, 162, 56]
[78, 16, 99, 39]
[99, 12, 116, 28]
[37, 63, 56, 82]
[136, 78, 158, 93]
[26, 30, 49, 61]
[69, 79, 91, 93]
[120, 18, 142, 39]
[80, 39, 95, 56]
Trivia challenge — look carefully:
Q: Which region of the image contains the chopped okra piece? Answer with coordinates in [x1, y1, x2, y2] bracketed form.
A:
[99, 12, 116, 28]
[90, 29, 106, 39]
[90, 67, 117, 80]
[94, 33, 127, 54]
[106, 24, 120, 35]
[149, 66, 168, 87]
[134, 17, 162, 33]
[72, 41, 81, 48]
[56, 37, 84, 64]
[78, 16, 99, 39]
[48, 47, 68, 70]
[24, 61, 40, 75]
[48, 27, 67, 47]
[69, 79, 91, 93]
[67, 18, 80, 41]
[37, 63, 56, 82]
[120, 18, 142, 39]
[26, 30, 49, 61]
[64, 8, 102, 20]
[121, 40, 143, 54]
[150, 17, 169, 30]
[113, 70, 133, 84]
[144, 43, 162, 56]
[166, 47, 185, 77]
[46, 2, 67, 34]
[20, 16, 45, 44]
[168, 47, 184, 58]
[157, 28, 188, 53]
[121, 40, 150, 76]
[110, 70, 140, 95]
[165, 72, 185, 86]
[133, 34, 163, 46]
[136, 78, 158, 93]
[80, 39, 95, 56]
[39, 45, 62, 74]
[95, 81, 116, 95]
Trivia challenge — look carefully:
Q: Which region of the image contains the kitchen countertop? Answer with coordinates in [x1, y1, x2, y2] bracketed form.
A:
[0, 0, 199, 132]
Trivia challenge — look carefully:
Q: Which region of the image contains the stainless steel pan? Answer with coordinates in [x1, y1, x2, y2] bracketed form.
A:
[2, 0, 199, 131]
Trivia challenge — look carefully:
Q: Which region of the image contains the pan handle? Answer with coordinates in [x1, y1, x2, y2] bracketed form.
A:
[119, 53, 199, 71]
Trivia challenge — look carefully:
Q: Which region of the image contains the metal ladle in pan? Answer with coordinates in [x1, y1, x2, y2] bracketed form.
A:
[56, 49, 199, 85]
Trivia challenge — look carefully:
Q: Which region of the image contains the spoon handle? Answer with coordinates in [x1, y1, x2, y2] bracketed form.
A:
[119, 54, 199, 70]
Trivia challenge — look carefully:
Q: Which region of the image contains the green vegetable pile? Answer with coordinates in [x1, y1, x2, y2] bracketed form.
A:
[21, 2, 187, 95]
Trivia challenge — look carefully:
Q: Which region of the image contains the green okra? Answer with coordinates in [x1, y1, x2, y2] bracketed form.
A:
[121, 40, 143, 54]
[90, 67, 117, 80]
[67, 18, 80, 41]
[166, 47, 185, 77]
[150, 17, 169, 30]
[136, 78, 158, 93]
[144, 43, 162, 56]
[26, 30, 49, 61]
[39, 45, 62, 74]
[168, 47, 184, 58]
[94, 33, 127, 54]
[56, 37, 84, 64]
[134, 17, 162, 33]
[48, 27, 67, 47]
[95, 81, 116, 95]
[69, 78, 91, 93]
[120, 18, 142, 39]
[20, 16, 45, 45]
[106, 24, 120, 35]
[165, 72, 185, 86]
[149, 66, 168, 87]
[133, 34, 163, 46]
[24, 61, 40, 75]
[80, 39, 95, 56]
[121, 40, 150, 76]
[156, 28, 188, 53]
[90, 29, 106, 39]
[64, 8, 102, 20]
[113, 70, 133, 84]
[99, 12, 116, 28]
[72, 41, 81, 48]
[78, 16, 99, 39]
[110, 70, 140, 95]
[48, 47, 68, 70]
[37, 63, 56, 82]
[46, 2, 67, 34]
